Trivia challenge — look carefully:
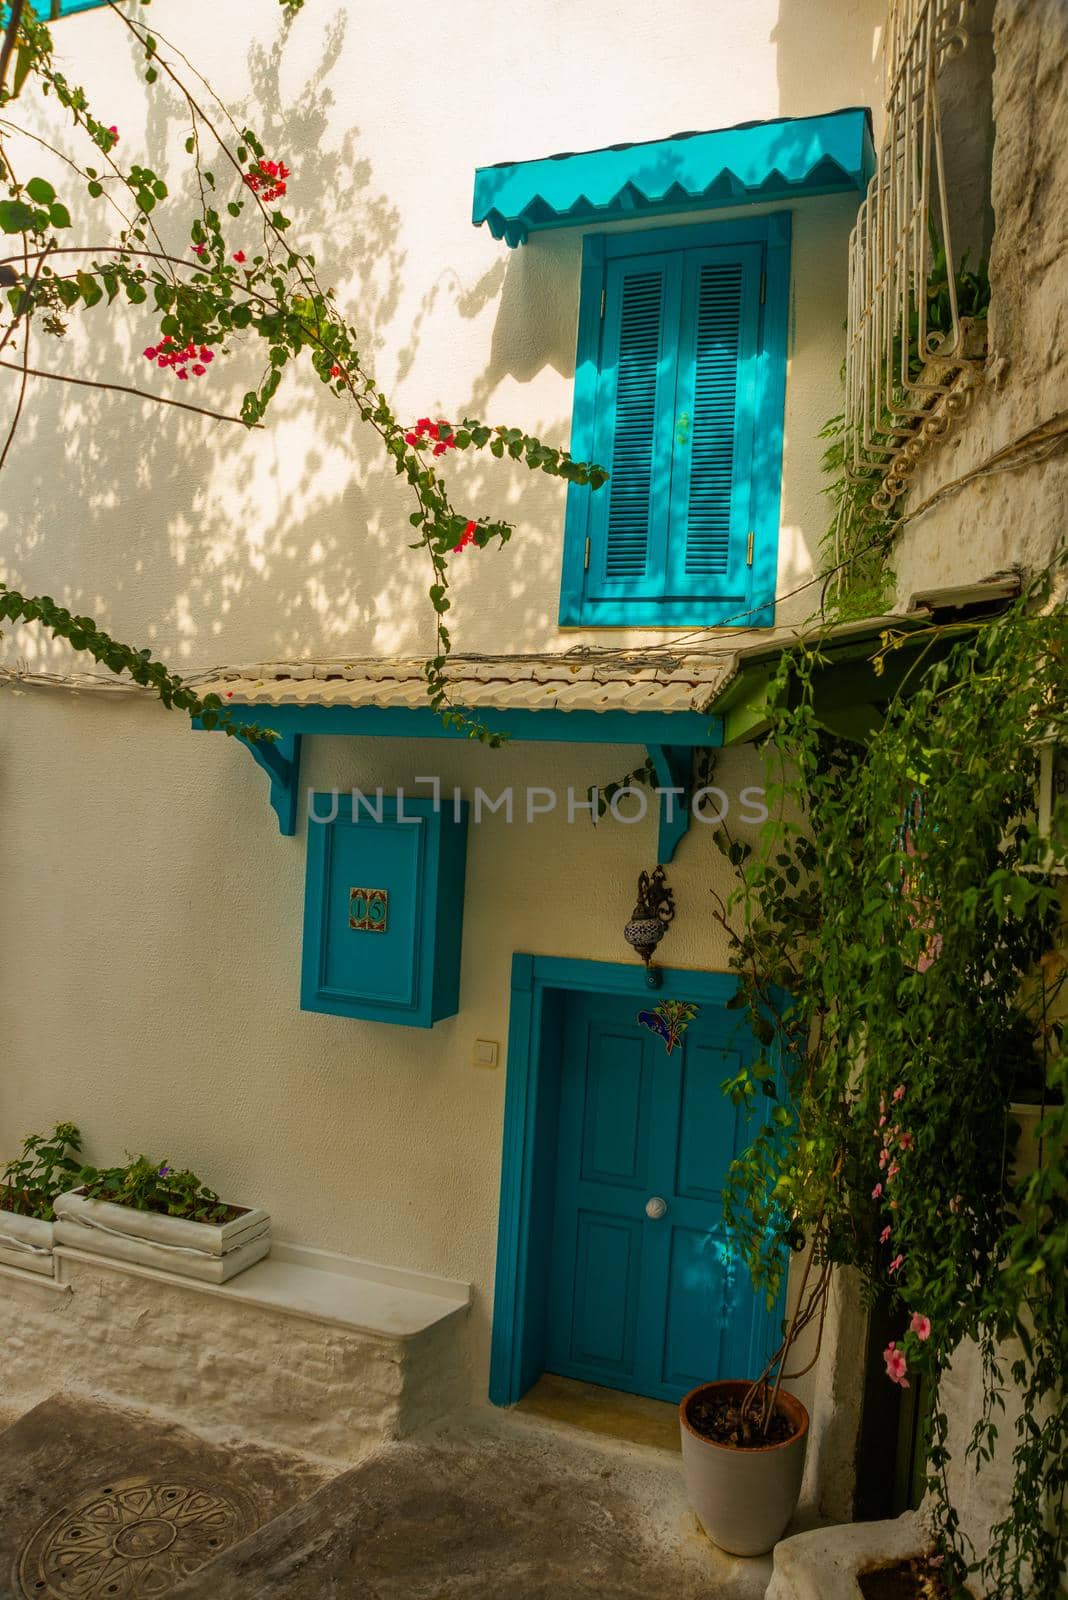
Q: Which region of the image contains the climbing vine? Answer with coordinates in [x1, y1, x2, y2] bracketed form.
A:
[710, 559, 1067, 1597]
[0, 0, 606, 743]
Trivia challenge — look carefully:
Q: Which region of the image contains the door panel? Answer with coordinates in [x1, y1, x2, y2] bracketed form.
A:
[546, 990, 783, 1403]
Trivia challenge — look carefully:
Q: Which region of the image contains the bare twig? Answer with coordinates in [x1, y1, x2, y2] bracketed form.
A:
[0, 358, 260, 426]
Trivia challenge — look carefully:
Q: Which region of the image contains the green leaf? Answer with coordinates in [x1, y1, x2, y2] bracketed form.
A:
[26, 178, 56, 205]
[0, 200, 37, 234]
[48, 203, 72, 230]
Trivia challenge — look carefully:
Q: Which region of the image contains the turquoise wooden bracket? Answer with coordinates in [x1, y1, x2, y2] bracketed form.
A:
[242, 731, 302, 835]
[646, 743, 693, 865]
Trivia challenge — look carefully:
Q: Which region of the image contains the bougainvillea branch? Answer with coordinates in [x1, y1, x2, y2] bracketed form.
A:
[0, 0, 607, 744]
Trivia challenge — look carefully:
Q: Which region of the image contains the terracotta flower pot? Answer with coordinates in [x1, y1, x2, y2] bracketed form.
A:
[679, 1380, 809, 1557]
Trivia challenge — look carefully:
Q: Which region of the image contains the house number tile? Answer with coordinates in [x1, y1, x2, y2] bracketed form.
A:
[349, 887, 389, 932]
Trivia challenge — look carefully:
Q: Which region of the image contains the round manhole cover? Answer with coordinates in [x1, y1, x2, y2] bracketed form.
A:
[16, 1474, 254, 1598]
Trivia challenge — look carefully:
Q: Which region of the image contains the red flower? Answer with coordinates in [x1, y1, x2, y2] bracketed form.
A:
[404, 431, 418, 445]
[453, 520, 478, 553]
[191, 243, 207, 258]
[233, 250, 246, 264]
[143, 328, 216, 383]
[107, 125, 119, 144]
[330, 364, 342, 378]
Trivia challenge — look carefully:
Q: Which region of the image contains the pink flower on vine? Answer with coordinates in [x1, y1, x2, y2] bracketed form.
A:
[407, 417, 459, 456]
[107, 125, 119, 146]
[880, 1225, 892, 1244]
[887, 1161, 900, 1182]
[191, 243, 207, 259]
[909, 1313, 931, 1341]
[897, 1131, 913, 1151]
[244, 158, 290, 204]
[879, 1148, 889, 1169]
[888, 1253, 905, 1275]
[893, 1084, 906, 1103]
[453, 520, 478, 553]
[884, 1342, 909, 1387]
[143, 335, 215, 382]
[872, 1182, 883, 1200]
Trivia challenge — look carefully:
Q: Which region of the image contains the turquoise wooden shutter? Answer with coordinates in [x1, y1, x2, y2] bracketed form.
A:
[665, 243, 763, 602]
[585, 252, 682, 602]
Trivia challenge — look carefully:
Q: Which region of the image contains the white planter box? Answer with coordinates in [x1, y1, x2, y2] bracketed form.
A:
[0, 1210, 57, 1277]
[53, 1189, 270, 1283]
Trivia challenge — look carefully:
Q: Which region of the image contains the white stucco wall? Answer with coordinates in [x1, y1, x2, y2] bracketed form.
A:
[0, 0, 885, 670]
[0, 0, 888, 1504]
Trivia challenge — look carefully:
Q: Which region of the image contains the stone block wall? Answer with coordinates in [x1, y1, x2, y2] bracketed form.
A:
[0, 1258, 471, 1464]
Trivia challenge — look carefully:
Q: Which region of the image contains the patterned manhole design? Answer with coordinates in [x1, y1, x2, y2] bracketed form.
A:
[16, 1474, 254, 1598]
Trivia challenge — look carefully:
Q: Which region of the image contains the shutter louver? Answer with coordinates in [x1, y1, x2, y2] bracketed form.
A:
[603, 270, 665, 581]
[684, 263, 743, 577]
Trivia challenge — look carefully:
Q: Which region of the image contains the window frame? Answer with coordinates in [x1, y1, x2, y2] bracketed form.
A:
[559, 212, 791, 630]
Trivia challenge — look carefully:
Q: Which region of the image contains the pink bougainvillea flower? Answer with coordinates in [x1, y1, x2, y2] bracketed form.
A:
[191, 243, 207, 258]
[872, 1182, 883, 1200]
[107, 125, 119, 144]
[893, 1084, 906, 1103]
[243, 157, 291, 203]
[330, 364, 342, 378]
[887, 1161, 900, 1182]
[143, 330, 216, 382]
[452, 520, 479, 553]
[884, 1342, 909, 1387]
[910, 1313, 932, 1341]
[404, 431, 418, 445]
[888, 1253, 905, 1275]
[880, 1225, 892, 1244]
[233, 250, 246, 264]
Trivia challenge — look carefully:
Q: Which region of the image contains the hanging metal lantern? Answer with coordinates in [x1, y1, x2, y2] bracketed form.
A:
[624, 866, 675, 984]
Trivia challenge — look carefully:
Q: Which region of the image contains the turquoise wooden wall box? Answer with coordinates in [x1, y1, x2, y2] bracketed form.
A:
[301, 794, 469, 1028]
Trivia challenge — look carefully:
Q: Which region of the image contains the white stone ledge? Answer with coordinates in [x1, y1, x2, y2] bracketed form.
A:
[0, 1261, 71, 1294]
[53, 1239, 471, 1341]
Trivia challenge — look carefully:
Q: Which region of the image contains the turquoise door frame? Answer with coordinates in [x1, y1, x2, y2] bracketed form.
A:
[489, 953, 788, 1407]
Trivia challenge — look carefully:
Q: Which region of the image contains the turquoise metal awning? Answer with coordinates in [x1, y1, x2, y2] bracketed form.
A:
[472, 108, 875, 247]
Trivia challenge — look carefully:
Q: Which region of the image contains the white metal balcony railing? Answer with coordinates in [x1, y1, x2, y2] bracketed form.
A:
[845, 0, 982, 508]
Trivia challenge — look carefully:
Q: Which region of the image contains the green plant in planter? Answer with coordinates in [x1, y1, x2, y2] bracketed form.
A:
[0, 1123, 82, 1220]
[77, 1155, 235, 1225]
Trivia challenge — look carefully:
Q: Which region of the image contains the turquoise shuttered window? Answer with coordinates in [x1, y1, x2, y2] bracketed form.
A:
[560, 215, 790, 629]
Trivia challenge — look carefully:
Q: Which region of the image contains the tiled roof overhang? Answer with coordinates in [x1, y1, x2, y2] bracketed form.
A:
[472, 108, 875, 247]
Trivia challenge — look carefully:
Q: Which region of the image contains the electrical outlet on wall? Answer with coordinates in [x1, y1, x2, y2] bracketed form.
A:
[472, 1039, 499, 1069]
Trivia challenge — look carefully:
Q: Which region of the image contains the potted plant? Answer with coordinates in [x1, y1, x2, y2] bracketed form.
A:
[0, 1123, 83, 1277]
[54, 1154, 270, 1283]
[678, 1240, 817, 1557]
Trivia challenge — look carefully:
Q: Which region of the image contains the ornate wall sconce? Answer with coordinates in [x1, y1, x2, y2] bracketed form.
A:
[624, 866, 675, 987]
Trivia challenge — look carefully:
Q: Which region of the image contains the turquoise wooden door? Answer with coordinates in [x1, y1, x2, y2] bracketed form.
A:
[545, 991, 782, 1402]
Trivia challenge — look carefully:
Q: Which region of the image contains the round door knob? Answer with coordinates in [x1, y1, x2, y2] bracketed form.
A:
[645, 1196, 668, 1220]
